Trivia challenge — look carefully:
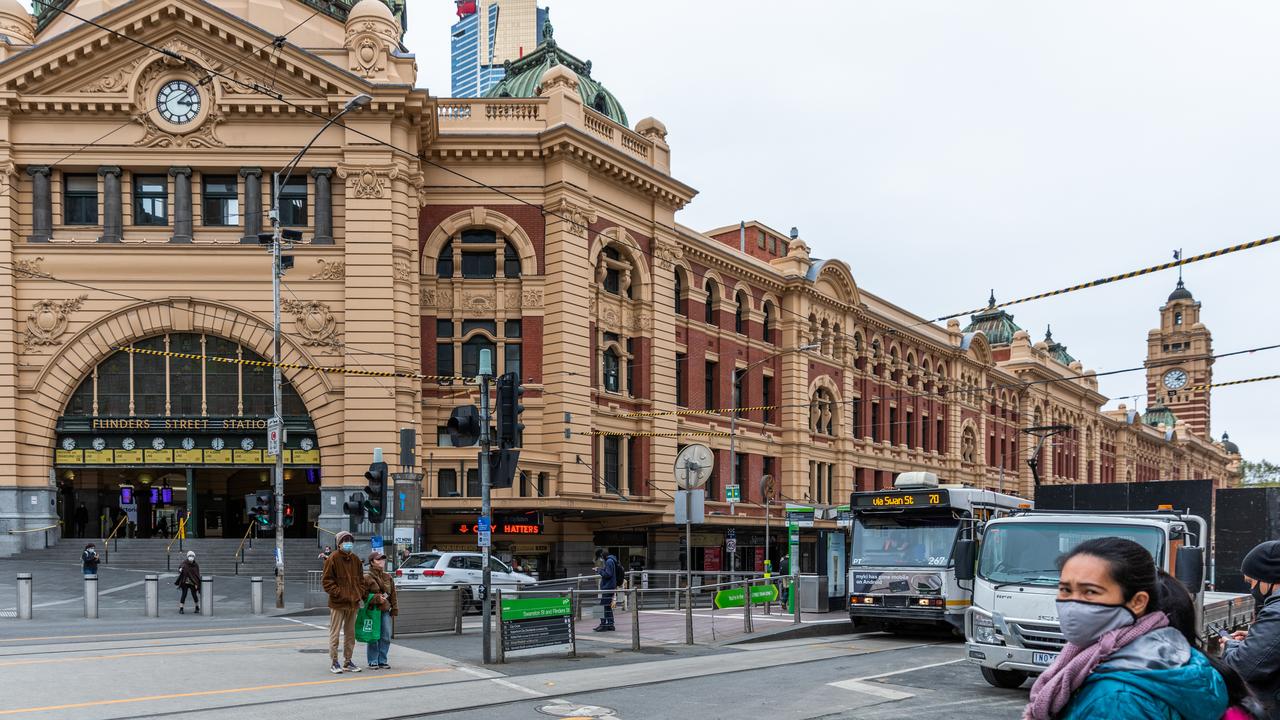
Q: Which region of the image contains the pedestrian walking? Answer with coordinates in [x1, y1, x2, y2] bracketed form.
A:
[81, 543, 99, 577]
[592, 548, 620, 632]
[363, 550, 397, 670]
[156, 516, 168, 539]
[1023, 537, 1226, 720]
[322, 531, 365, 674]
[318, 545, 332, 563]
[1223, 540, 1280, 719]
[73, 502, 88, 538]
[175, 551, 201, 614]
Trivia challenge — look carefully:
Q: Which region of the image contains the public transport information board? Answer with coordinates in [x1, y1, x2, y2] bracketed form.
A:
[853, 489, 950, 510]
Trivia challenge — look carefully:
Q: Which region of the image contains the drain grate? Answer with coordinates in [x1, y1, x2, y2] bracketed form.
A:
[537, 702, 618, 718]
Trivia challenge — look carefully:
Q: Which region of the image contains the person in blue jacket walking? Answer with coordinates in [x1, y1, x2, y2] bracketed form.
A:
[593, 548, 619, 632]
[1024, 536, 1227, 720]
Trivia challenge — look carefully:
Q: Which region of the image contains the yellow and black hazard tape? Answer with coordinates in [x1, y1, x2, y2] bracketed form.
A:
[589, 430, 732, 438]
[937, 234, 1280, 322]
[620, 404, 778, 418]
[1185, 373, 1280, 393]
[114, 346, 471, 383]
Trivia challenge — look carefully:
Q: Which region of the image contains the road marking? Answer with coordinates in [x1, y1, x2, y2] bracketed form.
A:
[855, 657, 966, 681]
[279, 616, 328, 631]
[0, 622, 309, 643]
[490, 678, 546, 696]
[0, 640, 311, 667]
[827, 679, 915, 700]
[0, 667, 452, 715]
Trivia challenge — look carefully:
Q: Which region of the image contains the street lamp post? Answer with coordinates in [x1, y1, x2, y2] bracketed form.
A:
[730, 343, 819, 572]
[267, 94, 371, 608]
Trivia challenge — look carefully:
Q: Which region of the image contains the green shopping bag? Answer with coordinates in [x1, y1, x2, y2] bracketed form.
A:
[355, 594, 381, 643]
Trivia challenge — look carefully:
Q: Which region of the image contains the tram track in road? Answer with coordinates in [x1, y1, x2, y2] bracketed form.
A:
[0, 620, 319, 657]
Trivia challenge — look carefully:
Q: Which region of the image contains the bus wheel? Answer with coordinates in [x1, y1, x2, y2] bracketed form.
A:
[981, 667, 1029, 689]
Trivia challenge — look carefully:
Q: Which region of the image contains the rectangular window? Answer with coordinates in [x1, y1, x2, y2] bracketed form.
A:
[504, 343, 521, 378]
[921, 415, 930, 452]
[762, 374, 774, 424]
[277, 177, 307, 226]
[462, 320, 497, 335]
[675, 353, 687, 406]
[603, 436, 621, 494]
[436, 343, 454, 378]
[871, 402, 881, 443]
[169, 334, 202, 416]
[627, 436, 639, 496]
[889, 406, 898, 445]
[438, 469, 458, 497]
[937, 418, 946, 453]
[504, 320, 522, 338]
[204, 337, 239, 415]
[906, 410, 915, 448]
[466, 468, 480, 497]
[767, 236, 776, 254]
[462, 337, 496, 377]
[735, 453, 748, 493]
[518, 471, 530, 498]
[202, 176, 239, 226]
[461, 252, 496, 279]
[437, 320, 454, 338]
[625, 339, 634, 394]
[504, 244, 521, 278]
[133, 175, 167, 225]
[732, 369, 744, 417]
[705, 360, 718, 411]
[63, 174, 98, 225]
[763, 457, 775, 487]
[133, 337, 166, 415]
[851, 397, 861, 438]
[757, 229, 766, 249]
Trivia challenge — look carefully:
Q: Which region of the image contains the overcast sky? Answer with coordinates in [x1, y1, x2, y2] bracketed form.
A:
[24, 2, 1279, 463]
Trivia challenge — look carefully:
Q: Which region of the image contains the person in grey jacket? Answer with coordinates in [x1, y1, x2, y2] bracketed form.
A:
[1224, 540, 1280, 719]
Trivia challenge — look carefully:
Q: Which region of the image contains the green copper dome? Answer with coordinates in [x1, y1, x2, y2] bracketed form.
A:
[484, 20, 628, 127]
[962, 291, 1023, 346]
[1044, 325, 1077, 366]
[1143, 404, 1177, 428]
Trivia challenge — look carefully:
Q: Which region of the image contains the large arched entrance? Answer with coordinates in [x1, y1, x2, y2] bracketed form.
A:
[53, 333, 322, 540]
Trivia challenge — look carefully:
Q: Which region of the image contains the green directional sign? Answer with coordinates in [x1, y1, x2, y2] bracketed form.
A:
[500, 596, 572, 621]
[713, 584, 780, 609]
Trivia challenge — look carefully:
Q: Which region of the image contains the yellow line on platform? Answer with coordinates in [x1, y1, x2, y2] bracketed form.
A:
[0, 622, 313, 644]
[0, 668, 451, 715]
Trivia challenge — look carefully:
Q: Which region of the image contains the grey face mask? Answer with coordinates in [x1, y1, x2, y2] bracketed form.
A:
[1056, 600, 1136, 646]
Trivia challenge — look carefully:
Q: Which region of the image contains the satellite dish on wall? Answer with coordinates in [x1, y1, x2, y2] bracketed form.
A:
[673, 444, 713, 490]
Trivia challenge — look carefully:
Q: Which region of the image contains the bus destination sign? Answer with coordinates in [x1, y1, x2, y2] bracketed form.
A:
[853, 489, 950, 510]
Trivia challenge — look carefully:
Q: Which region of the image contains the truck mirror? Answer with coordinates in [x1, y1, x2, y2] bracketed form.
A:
[1175, 546, 1204, 591]
[955, 539, 977, 582]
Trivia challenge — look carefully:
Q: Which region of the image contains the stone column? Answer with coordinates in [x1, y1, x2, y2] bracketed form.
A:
[97, 166, 122, 243]
[240, 167, 262, 243]
[169, 167, 192, 243]
[26, 166, 51, 242]
[310, 168, 333, 244]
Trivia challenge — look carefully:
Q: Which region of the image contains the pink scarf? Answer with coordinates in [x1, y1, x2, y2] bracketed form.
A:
[1023, 610, 1169, 720]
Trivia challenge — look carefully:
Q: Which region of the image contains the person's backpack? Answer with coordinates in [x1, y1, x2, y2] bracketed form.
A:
[610, 555, 624, 587]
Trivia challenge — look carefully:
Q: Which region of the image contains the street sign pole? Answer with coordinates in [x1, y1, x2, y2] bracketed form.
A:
[478, 349, 494, 664]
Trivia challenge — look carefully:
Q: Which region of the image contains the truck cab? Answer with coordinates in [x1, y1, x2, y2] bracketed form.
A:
[961, 509, 1249, 689]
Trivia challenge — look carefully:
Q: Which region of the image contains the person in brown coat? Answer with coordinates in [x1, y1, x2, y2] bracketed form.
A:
[321, 530, 365, 674]
[174, 551, 200, 614]
[363, 550, 398, 669]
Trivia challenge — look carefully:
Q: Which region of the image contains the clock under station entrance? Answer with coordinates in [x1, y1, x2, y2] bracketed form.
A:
[51, 333, 322, 540]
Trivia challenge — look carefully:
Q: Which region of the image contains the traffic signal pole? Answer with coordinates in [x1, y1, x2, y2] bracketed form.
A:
[478, 354, 494, 664]
[270, 175, 285, 610]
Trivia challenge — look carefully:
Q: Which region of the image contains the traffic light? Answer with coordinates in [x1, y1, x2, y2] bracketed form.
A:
[363, 460, 388, 522]
[489, 448, 520, 489]
[342, 490, 366, 519]
[496, 372, 525, 448]
[244, 493, 259, 522]
[447, 405, 481, 447]
[253, 490, 274, 531]
[283, 503, 295, 528]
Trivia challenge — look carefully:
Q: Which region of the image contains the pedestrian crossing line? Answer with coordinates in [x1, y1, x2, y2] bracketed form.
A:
[827, 679, 915, 700]
[0, 667, 454, 716]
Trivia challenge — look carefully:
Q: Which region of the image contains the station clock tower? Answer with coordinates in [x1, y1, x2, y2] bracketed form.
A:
[1145, 279, 1213, 438]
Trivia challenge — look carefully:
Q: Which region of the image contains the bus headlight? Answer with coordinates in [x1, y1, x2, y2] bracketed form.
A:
[973, 615, 1002, 645]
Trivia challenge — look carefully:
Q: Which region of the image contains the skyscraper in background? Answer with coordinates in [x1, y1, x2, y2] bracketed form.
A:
[451, 0, 549, 98]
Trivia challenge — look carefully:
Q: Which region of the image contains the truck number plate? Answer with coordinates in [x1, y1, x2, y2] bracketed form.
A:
[1032, 652, 1056, 666]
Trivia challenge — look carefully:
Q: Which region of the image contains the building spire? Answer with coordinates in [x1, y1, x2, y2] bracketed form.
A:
[1045, 324, 1054, 342]
[987, 289, 996, 308]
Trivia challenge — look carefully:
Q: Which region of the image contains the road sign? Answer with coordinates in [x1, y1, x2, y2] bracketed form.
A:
[266, 418, 282, 456]
[674, 489, 705, 524]
[371, 534, 383, 550]
[713, 584, 779, 609]
[725, 484, 740, 503]
[726, 528, 737, 555]
[500, 596, 573, 659]
[477, 516, 492, 548]
[393, 526, 414, 545]
[786, 504, 815, 527]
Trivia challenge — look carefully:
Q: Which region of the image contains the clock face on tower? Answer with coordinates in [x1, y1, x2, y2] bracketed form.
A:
[1163, 369, 1188, 391]
[156, 80, 201, 125]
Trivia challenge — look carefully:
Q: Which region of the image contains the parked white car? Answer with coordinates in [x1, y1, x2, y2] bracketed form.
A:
[394, 551, 536, 611]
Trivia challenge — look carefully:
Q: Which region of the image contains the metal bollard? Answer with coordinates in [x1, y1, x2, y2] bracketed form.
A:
[16, 573, 32, 620]
[200, 576, 212, 616]
[250, 576, 263, 615]
[742, 578, 752, 634]
[792, 574, 801, 625]
[630, 586, 640, 651]
[84, 574, 98, 619]
[145, 574, 159, 617]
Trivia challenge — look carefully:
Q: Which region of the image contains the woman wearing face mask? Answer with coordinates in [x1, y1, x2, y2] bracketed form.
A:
[1223, 540, 1280, 719]
[363, 551, 397, 670]
[1024, 537, 1227, 720]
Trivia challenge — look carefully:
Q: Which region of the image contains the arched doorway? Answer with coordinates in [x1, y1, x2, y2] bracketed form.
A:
[53, 333, 321, 539]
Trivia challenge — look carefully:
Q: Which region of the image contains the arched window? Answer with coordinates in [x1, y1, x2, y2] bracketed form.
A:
[961, 426, 977, 464]
[674, 270, 687, 316]
[734, 291, 748, 334]
[603, 348, 621, 392]
[704, 279, 718, 326]
[435, 229, 522, 280]
[762, 302, 775, 344]
[1174, 311, 1183, 326]
[597, 245, 636, 299]
[63, 333, 307, 418]
[436, 240, 454, 278]
[810, 387, 836, 435]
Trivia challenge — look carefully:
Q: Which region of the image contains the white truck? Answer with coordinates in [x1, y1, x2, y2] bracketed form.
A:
[848, 472, 1028, 634]
[959, 509, 1253, 689]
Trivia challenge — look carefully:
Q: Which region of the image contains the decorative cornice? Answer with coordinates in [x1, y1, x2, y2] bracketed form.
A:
[24, 295, 87, 350]
[546, 198, 597, 239]
[308, 259, 345, 281]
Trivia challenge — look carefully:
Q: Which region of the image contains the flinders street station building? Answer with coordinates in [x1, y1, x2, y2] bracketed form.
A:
[0, 0, 1240, 576]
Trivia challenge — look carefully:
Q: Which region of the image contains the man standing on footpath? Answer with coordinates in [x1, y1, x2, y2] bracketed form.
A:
[322, 531, 365, 674]
[593, 548, 620, 632]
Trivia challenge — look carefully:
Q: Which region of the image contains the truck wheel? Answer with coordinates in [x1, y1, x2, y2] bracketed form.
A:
[981, 667, 1029, 689]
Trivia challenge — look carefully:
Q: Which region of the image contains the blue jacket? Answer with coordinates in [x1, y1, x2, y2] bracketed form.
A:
[1059, 628, 1228, 720]
[596, 555, 619, 590]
